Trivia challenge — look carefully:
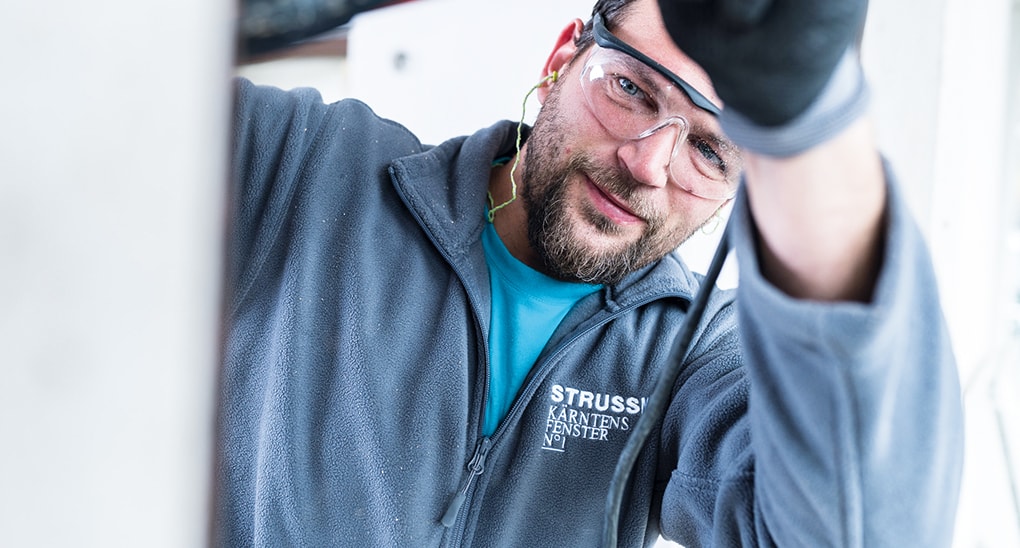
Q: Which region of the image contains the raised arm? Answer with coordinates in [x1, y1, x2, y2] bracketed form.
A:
[744, 117, 885, 302]
[657, 0, 881, 300]
[656, 0, 964, 545]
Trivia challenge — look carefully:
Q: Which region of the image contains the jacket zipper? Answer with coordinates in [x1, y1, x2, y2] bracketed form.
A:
[438, 294, 690, 543]
[441, 437, 492, 527]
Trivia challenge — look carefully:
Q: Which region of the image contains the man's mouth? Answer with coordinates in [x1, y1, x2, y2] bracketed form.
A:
[584, 177, 644, 225]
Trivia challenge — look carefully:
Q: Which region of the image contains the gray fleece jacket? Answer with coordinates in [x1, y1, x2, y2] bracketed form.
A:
[216, 78, 963, 547]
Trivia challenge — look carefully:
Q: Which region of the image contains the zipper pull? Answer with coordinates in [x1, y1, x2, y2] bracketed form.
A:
[441, 438, 491, 527]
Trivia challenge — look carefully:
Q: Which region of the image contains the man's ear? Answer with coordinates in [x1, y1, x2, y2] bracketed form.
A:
[537, 19, 583, 103]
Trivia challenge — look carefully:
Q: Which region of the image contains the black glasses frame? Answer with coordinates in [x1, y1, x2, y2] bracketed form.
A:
[591, 13, 721, 116]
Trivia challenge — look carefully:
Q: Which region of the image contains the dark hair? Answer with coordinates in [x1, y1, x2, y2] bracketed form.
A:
[575, 0, 639, 50]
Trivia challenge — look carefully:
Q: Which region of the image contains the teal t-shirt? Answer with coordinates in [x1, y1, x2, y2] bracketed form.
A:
[480, 221, 602, 436]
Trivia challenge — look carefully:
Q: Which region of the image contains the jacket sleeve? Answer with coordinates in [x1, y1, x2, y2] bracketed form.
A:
[228, 78, 335, 312]
[658, 161, 964, 547]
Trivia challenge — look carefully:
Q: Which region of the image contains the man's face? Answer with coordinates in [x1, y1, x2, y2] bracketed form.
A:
[520, 0, 736, 285]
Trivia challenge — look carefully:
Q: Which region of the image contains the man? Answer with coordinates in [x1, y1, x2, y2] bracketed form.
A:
[217, 0, 963, 545]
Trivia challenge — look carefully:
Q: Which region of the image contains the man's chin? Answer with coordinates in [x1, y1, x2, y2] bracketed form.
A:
[571, 213, 644, 252]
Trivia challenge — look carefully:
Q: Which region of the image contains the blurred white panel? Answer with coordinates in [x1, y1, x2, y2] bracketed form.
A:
[866, 1, 1020, 545]
[0, 0, 232, 546]
[862, 0, 946, 230]
[930, 0, 1013, 377]
[943, 0, 1020, 544]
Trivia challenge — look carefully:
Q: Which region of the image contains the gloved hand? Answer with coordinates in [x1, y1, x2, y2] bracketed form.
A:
[657, 0, 871, 156]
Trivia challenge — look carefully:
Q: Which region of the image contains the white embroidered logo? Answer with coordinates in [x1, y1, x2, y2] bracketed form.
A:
[542, 384, 646, 453]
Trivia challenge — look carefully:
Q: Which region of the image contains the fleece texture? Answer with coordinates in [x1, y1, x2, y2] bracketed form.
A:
[216, 78, 963, 547]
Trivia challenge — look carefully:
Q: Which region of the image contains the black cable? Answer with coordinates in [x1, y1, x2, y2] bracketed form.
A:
[600, 216, 735, 548]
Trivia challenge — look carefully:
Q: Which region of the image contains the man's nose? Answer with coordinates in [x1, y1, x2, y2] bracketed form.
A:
[616, 119, 686, 189]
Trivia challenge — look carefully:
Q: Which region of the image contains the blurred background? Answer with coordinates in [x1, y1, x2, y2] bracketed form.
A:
[1, 0, 1017, 545]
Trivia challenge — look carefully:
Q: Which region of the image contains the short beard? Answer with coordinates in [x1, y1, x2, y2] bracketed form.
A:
[522, 155, 691, 285]
[521, 92, 693, 284]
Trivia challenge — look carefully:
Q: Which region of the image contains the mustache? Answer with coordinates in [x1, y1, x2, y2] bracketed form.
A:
[569, 156, 656, 221]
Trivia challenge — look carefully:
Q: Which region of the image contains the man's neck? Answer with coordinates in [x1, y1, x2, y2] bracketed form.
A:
[487, 155, 542, 271]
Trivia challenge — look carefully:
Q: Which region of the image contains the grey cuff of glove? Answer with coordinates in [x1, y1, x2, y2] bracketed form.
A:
[719, 49, 871, 157]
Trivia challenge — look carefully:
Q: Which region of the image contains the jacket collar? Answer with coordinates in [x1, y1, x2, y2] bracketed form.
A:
[388, 120, 517, 258]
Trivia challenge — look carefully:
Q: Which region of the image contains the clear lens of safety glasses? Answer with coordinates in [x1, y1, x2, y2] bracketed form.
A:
[580, 46, 741, 201]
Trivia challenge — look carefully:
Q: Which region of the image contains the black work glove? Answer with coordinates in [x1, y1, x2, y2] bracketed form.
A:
[657, 0, 871, 156]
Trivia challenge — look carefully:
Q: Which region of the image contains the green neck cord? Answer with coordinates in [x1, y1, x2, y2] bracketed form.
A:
[487, 77, 548, 223]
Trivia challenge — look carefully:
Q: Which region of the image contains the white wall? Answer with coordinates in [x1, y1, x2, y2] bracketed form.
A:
[0, 0, 233, 546]
[865, 0, 1020, 544]
[346, 0, 592, 145]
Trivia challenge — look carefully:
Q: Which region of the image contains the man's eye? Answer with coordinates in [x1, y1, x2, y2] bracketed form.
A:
[609, 75, 657, 115]
[616, 76, 642, 98]
[691, 138, 726, 173]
